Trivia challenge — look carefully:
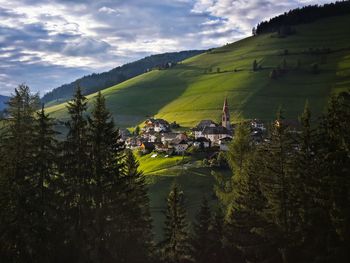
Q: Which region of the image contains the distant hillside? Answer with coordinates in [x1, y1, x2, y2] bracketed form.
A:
[0, 95, 9, 111]
[42, 50, 205, 104]
[47, 14, 350, 128]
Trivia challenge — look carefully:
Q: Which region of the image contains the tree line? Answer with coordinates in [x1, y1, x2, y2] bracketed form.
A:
[254, 1, 350, 35]
[0, 85, 153, 262]
[0, 84, 349, 262]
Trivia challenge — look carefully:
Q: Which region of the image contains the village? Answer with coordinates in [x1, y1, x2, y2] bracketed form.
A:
[120, 98, 277, 161]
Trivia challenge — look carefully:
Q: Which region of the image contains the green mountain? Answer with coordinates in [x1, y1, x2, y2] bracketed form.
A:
[42, 50, 204, 105]
[47, 14, 350, 128]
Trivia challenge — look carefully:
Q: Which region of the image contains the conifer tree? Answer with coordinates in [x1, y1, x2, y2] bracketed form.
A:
[119, 149, 154, 262]
[293, 103, 320, 248]
[0, 85, 40, 261]
[87, 91, 124, 261]
[88, 92, 153, 262]
[314, 92, 350, 261]
[225, 148, 276, 263]
[208, 208, 225, 263]
[192, 197, 212, 263]
[259, 109, 300, 260]
[61, 85, 91, 261]
[226, 123, 252, 177]
[29, 105, 61, 261]
[161, 184, 192, 263]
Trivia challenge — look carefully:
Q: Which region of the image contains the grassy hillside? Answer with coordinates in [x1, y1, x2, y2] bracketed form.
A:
[42, 50, 204, 105]
[47, 15, 350, 128]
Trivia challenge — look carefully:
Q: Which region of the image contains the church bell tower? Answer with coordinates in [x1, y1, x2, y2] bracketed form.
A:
[222, 97, 231, 130]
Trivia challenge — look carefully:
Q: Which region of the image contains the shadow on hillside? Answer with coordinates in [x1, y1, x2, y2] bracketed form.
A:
[103, 66, 201, 127]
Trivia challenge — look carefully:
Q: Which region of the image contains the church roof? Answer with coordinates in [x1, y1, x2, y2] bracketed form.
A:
[202, 126, 229, 135]
[195, 120, 218, 130]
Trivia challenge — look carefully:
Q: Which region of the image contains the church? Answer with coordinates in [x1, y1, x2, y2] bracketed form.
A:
[193, 98, 233, 145]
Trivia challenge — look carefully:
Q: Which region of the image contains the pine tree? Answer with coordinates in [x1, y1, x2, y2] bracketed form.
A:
[192, 197, 211, 263]
[161, 184, 192, 263]
[87, 91, 124, 262]
[119, 149, 154, 262]
[61, 85, 92, 261]
[259, 109, 300, 261]
[88, 92, 154, 262]
[314, 92, 350, 262]
[208, 208, 225, 263]
[226, 123, 252, 177]
[0, 85, 40, 261]
[29, 105, 61, 261]
[225, 148, 277, 263]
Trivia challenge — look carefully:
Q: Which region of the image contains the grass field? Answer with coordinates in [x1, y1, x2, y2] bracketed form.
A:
[47, 15, 350, 128]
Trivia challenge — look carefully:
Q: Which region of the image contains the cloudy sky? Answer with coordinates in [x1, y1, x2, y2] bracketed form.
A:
[0, 0, 332, 96]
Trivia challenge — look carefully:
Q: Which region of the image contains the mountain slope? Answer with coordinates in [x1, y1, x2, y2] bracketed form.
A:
[0, 95, 9, 111]
[47, 15, 350, 128]
[42, 50, 204, 105]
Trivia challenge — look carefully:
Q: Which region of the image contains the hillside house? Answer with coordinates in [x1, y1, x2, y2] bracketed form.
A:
[143, 118, 170, 133]
[161, 132, 187, 144]
[193, 137, 210, 148]
[171, 139, 189, 154]
[141, 131, 158, 143]
[250, 119, 266, 131]
[119, 128, 131, 140]
[125, 137, 140, 149]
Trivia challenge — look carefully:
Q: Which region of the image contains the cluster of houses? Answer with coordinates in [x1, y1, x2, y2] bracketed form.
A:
[123, 98, 269, 156]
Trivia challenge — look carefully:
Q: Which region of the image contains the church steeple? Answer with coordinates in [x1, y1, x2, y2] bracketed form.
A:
[222, 97, 231, 130]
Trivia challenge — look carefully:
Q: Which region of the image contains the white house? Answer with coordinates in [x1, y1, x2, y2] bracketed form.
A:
[202, 126, 232, 145]
[172, 140, 189, 154]
[251, 119, 266, 131]
[193, 137, 211, 148]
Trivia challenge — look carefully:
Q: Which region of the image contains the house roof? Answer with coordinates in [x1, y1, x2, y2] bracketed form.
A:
[146, 118, 170, 126]
[202, 125, 229, 135]
[171, 139, 188, 145]
[162, 132, 179, 140]
[195, 120, 218, 130]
